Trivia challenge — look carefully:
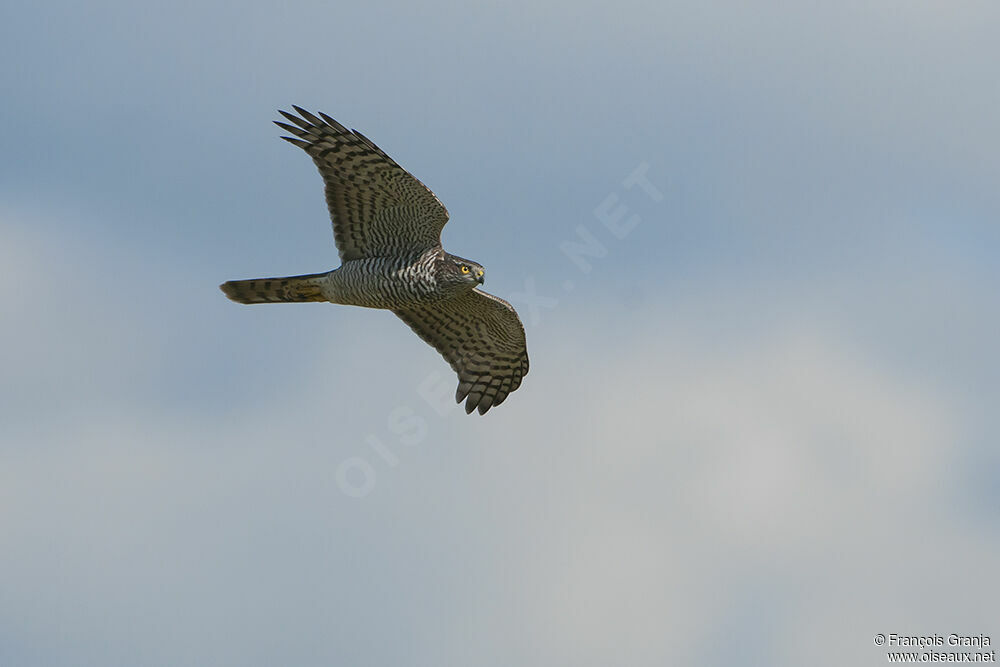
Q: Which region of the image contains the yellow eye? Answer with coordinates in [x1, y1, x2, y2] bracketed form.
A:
[461, 265, 470, 274]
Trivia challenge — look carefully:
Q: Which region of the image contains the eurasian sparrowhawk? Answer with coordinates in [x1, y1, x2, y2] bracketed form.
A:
[220, 107, 528, 414]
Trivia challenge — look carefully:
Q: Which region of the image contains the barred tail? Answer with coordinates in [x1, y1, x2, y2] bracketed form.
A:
[220, 272, 329, 304]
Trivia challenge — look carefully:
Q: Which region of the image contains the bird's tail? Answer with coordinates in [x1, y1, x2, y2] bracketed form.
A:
[220, 272, 329, 304]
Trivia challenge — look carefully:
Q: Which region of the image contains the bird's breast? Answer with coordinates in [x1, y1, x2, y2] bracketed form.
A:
[325, 256, 445, 309]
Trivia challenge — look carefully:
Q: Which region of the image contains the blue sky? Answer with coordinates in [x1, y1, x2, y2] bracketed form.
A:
[2, 1, 998, 665]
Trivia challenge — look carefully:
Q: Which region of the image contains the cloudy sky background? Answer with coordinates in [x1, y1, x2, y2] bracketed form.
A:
[2, 1, 998, 665]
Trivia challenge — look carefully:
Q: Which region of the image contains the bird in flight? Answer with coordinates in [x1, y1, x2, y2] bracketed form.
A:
[220, 107, 528, 414]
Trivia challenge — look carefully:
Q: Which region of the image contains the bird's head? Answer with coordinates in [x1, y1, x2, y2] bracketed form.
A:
[443, 254, 485, 288]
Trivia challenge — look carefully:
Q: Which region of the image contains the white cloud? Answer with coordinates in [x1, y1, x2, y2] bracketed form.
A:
[1, 266, 995, 666]
[455, 318, 984, 666]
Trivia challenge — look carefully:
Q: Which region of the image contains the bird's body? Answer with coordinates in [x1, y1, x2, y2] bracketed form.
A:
[221, 107, 528, 414]
[329, 252, 446, 308]
[223, 248, 469, 309]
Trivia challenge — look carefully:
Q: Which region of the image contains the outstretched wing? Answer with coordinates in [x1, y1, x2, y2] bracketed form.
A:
[394, 290, 529, 415]
[275, 106, 449, 262]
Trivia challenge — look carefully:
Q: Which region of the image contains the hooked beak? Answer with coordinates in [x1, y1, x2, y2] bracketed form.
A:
[476, 270, 485, 285]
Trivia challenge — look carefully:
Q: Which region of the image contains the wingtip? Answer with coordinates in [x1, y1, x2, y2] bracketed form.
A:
[274, 120, 308, 137]
[291, 105, 323, 126]
[318, 111, 348, 132]
[279, 135, 311, 149]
